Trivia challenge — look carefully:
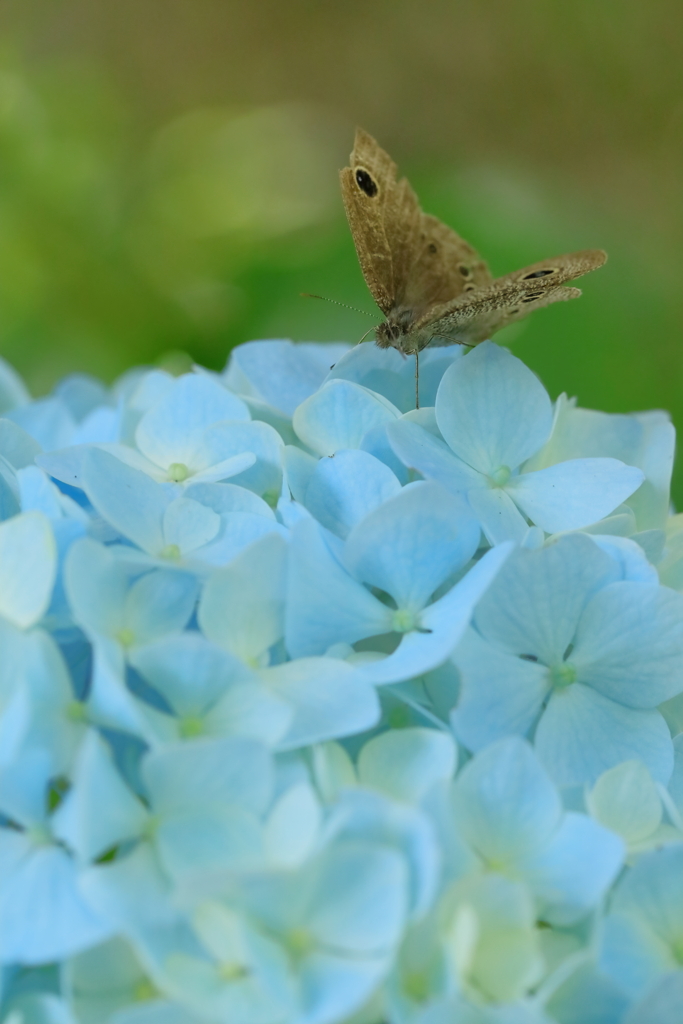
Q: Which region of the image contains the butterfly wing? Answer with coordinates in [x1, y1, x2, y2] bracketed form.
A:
[401, 213, 492, 316]
[340, 129, 491, 318]
[417, 249, 607, 347]
[340, 128, 421, 316]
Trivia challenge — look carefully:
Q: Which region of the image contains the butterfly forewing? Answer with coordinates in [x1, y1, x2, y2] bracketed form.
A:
[340, 128, 421, 315]
[341, 129, 491, 320]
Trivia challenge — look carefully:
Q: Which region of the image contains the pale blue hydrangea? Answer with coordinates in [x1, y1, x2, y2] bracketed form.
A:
[0, 337, 682, 1024]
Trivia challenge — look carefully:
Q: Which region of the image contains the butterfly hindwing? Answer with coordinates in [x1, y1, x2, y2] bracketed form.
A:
[417, 250, 607, 347]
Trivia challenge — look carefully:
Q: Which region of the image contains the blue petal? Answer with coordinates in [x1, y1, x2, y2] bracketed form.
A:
[344, 482, 480, 611]
[572, 581, 683, 708]
[507, 458, 644, 533]
[285, 518, 393, 657]
[435, 342, 553, 476]
[225, 339, 349, 416]
[452, 737, 562, 862]
[262, 658, 380, 749]
[82, 449, 168, 555]
[0, 833, 112, 963]
[303, 449, 401, 538]
[451, 629, 550, 751]
[135, 373, 249, 471]
[356, 542, 513, 686]
[473, 534, 620, 666]
[293, 380, 400, 456]
[535, 684, 673, 786]
[518, 811, 625, 925]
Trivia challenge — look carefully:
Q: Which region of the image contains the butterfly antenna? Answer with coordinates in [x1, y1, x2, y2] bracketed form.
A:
[415, 350, 420, 410]
[357, 325, 376, 345]
[300, 293, 375, 318]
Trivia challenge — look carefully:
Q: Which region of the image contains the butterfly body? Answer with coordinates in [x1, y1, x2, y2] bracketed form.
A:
[340, 128, 607, 355]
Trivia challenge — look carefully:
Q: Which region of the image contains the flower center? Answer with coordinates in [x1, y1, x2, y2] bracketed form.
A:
[133, 979, 159, 1002]
[168, 462, 190, 482]
[26, 823, 52, 846]
[392, 608, 420, 633]
[179, 715, 205, 738]
[160, 543, 182, 560]
[65, 699, 88, 722]
[488, 465, 511, 487]
[550, 661, 577, 689]
[285, 927, 315, 961]
[218, 961, 250, 982]
[116, 627, 136, 648]
[403, 970, 431, 1003]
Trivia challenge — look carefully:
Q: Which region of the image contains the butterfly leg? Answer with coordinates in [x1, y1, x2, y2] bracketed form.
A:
[414, 350, 419, 410]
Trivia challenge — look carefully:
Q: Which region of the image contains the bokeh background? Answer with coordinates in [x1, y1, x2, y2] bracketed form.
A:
[1, 1, 683, 497]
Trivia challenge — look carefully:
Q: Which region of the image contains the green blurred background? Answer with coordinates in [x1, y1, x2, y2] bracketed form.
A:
[1, 1, 682, 498]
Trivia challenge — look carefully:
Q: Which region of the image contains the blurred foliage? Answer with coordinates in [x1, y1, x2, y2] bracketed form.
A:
[0, 1, 681, 499]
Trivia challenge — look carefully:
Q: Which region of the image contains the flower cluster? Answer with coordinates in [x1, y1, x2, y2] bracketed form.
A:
[1, 338, 683, 1024]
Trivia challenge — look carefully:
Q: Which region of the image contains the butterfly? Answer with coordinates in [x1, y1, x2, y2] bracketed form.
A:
[340, 128, 606, 390]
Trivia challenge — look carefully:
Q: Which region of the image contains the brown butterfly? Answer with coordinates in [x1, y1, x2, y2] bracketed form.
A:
[340, 128, 606, 400]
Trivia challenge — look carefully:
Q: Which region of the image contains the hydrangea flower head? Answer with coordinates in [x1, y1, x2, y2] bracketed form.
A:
[0, 334, 681, 1024]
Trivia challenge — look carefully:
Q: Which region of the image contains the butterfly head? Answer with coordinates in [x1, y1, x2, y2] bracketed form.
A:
[375, 309, 421, 354]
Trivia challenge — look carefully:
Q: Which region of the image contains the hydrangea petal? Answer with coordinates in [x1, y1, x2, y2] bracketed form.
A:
[303, 449, 402, 539]
[83, 449, 167, 555]
[293, 380, 400, 456]
[519, 811, 624, 925]
[387, 419, 482, 492]
[467, 486, 529, 545]
[162, 497, 221, 555]
[0, 834, 113, 963]
[143, 737, 273, 817]
[535, 684, 673, 786]
[344, 482, 480, 611]
[507, 458, 644, 533]
[52, 731, 148, 862]
[473, 534, 619, 665]
[572, 581, 683, 708]
[285, 518, 393, 658]
[0, 511, 57, 628]
[261, 658, 380, 749]
[587, 761, 663, 845]
[451, 628, 550, 751]
[135, 374, 249, 470]
[356, 541, 513, 685]
[452, 738, 562, 862]
[199, 532, 288, 662]
[357, 728, 457, 803]
[225, 339, 349, 417]
[325, 343, 463, 411]
[200, 421, 283, 497]
[435, 342, 553, 476]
